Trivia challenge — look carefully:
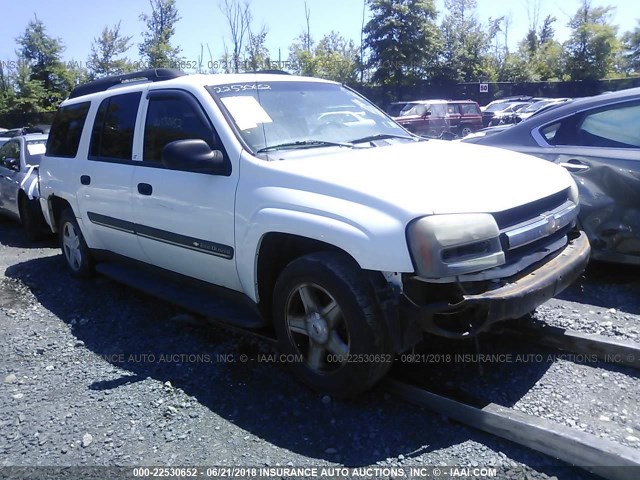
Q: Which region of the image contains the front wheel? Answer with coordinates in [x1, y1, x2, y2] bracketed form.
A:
[58, 209, 94, 278]
[272, 251, 393, 397]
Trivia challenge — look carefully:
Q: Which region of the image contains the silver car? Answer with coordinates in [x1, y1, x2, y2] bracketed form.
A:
[0, 133, 48, 240]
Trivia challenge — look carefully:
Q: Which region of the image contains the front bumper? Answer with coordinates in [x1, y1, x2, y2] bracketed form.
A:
[402, 231, 591, 338]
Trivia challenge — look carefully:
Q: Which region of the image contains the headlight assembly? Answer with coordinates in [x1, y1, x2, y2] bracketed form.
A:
[406, 214, 505, 278]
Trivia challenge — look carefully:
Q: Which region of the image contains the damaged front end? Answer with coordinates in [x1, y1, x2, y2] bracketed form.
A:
[401, 230, 590, 339]
[381, 188, 591, 343]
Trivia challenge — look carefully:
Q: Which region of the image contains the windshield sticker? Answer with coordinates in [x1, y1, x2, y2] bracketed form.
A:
[221, 96, 273, 130]
[27, 143, 46, 156]
[213, 83, 272, 94]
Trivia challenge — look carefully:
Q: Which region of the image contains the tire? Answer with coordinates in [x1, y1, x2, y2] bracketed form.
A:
[272, 251, 393, 397]
[459, 125, 473, 137]
[19, 195, 45, 242]
[58, 209, 94, 278]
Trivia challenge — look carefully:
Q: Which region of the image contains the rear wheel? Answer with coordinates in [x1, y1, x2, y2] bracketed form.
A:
[19, 195, 45, 242]
[58, 209, 94, 278]
[459, 125, 473, 137]
[272, 251, 393, 397]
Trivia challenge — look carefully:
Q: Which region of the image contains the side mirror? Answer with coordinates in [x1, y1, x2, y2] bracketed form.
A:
[161, 139, 228, 175]
[422, 110, 432, 119]
[6, 157, 19, 168]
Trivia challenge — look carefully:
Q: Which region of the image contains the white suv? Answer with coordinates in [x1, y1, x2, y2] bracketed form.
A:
[39, 69, 590, 396]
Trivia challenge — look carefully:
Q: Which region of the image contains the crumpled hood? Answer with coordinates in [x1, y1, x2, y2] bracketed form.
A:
[263, 139, 574, 219]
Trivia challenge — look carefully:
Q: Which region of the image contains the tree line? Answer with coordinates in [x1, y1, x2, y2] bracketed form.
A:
[1, 0, 639, 116]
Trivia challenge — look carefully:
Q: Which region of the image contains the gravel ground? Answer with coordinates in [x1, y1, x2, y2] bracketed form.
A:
[536, 261, 640, 342]
[1, 219, 637, 479]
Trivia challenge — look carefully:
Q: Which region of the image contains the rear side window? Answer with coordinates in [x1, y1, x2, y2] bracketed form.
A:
[90, 92, 141, 161]
[47, 102, 91, 158]
[577, 103, 640, 148]
[143, 95, 214, 163]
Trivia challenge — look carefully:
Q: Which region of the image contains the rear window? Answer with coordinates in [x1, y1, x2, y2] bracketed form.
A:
[47, 102, 91, 158]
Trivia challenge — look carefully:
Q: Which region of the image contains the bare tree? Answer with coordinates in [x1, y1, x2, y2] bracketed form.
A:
[304, 2, 312, 52]
[220, 0, 251, 72]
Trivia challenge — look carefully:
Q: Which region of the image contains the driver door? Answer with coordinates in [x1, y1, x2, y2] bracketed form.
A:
[0, 140, 21, 217]
[131, 89, 241, 291]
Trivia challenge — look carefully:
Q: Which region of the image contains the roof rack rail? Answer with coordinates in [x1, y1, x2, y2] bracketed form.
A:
[69, 68, 186, 99]
[242, 69, 290, 75]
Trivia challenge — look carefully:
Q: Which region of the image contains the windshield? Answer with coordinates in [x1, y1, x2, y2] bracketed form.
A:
[208, 81, 409, 154]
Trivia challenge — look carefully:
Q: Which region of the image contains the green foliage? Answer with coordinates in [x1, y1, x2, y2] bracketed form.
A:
[437, 0, 500, 83]
[139, 0, 182, 68]
[15, 16, 75, 111]
[363, 0, 441, 88]
[622, 21, 640, 74]
[11, 63, 48, 114]
[245, 26, 270, 72]
[564, 1, 621, 80]
[513, 16, 562, 81]
[315, 32, 359, 83]
[289, 31, 359, 83]
[88, 22, 134, 79]
[288, 34, 318, 77]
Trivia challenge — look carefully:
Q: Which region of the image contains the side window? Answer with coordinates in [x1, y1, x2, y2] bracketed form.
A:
[446, 104, 458, 115]
[47, 102, 91, 158]
[576, 103, 640, 148]
[89, 92, 141, 160]
[461, 104, 479, 115]
[541, 122, 563, 144]
[143, 94, 215, 163]
[0, 142, 20, 170]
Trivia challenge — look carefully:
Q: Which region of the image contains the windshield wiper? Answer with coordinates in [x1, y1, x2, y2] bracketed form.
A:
[256, 140, 358, 153]
[349, 133, 420, 144]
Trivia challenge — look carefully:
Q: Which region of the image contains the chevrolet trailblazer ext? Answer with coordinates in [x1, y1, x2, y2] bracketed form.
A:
[39, 69, 590, 397]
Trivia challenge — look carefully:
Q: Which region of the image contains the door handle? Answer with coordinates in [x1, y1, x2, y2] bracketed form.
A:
[80, 175, 91, 185]
[137, 183, 153, 196]
[559, 159, 590, 172]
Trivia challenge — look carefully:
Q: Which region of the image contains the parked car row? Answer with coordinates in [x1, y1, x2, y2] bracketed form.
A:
[482, 97, 571, 127]
[0, 125, 50, 147]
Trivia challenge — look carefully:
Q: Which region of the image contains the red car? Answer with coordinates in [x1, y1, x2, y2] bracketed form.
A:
[388, 100, 482, 138]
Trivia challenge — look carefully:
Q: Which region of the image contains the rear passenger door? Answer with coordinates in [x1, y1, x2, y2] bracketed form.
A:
[75, 91, 146, 261]
[131, 89, 241, 290]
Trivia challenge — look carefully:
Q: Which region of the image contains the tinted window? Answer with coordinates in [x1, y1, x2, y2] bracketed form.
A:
[90, 92, 141, 160]
[47, 102, 91, 158]
[143, 96, 214, 162]
[576, 103, 640, 148]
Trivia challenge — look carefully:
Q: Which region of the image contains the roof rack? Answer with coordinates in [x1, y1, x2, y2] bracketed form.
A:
[242, 70, 290, 75]
[69, 68, 186, 99]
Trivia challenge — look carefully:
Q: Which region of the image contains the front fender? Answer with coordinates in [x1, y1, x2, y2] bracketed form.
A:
[235, 207, 415, 302]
